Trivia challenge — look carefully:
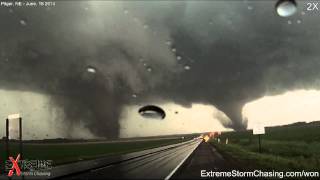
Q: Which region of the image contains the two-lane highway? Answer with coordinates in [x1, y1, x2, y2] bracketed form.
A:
[55, 139, 202, 179]
[172, 142, 239, 179]
[45, 138, 237, 179]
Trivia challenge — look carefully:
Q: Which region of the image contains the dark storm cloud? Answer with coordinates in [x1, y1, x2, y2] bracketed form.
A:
[0, 1, 320, 137]
[0, 1, 179, 138]
[136, 1, 320, 130]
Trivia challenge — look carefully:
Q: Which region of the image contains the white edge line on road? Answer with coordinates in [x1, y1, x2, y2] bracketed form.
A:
[164, 140, 202, 180]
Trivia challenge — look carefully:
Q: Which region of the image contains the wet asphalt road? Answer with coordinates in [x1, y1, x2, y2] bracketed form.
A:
[51, 141, 239, 180]
[56, 139, 202, 179]
[1, 141, 237, 180]
[172, 142, 236, 179]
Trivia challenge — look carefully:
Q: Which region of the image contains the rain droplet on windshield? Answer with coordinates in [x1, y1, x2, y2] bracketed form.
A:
[143, 24, 149, 29]
[176, 56, 182, 61]
[9, 9, 13, 13]
[123, 9, 129, 14]
[138, 105, 166, 119]
[247, 6, 253, 10]
[132, 94, 137, 98]
[184, 65, 191, 70]
[166, 40, 172, 46]
[20, 19, 27, 26]
[171, 48, 176, 53]
[147, 67, 152, 72]
[86, 66, 97, 74]
[275, 0, 297, 17]
[287, 20, 292, 24]
[297, 19, 301, 24]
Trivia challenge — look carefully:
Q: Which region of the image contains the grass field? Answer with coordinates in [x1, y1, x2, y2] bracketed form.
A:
[0, 136, 193, 166]
[210, 122, 320, 171]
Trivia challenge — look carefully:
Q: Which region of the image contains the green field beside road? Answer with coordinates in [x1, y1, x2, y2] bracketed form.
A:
[210, 122, 320, 171]
[1, 136, 193, 166]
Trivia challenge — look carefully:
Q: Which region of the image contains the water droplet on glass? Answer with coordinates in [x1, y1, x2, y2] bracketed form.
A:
[9, 9, 13, 13]
[86, 66, 96, 73]
[124, 9, 129, 14]
[20, 19, 27, 26]
[133, 17, 138, 22]
[143, 63, 147, 67]
[171, 48, 176, 53]
[247, 6, 253, 10]
[132, 94, 137, 98]
[301, 11, 305, 15]
[184, 65, 191, 70]
[147, 67, 152, 72]
[297, 19, 301, 24]
[28, 50, 39, 59]
[176, 56, 182, 61]
[139, 105, 166, 120]
[84, 7, 89, 11]
[143, 24, 149, 29]
[276, 0, 297, 17]
[287, 20, 292, 24]
[166, 40, 172, 46]
[209, 21, 213, 25]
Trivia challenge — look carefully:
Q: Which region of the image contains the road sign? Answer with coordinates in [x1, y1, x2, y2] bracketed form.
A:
[5, 114, 23, 165]
[8, 114, 20, 120]
[252, 122, 265, 153]
[253, 124, 265, 135]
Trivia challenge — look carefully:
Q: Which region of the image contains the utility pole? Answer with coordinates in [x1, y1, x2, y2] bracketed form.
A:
[258, 134, 261, 153]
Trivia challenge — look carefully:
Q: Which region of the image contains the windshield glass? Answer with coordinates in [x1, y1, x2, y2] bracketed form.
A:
[0, 0, 318, 141]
